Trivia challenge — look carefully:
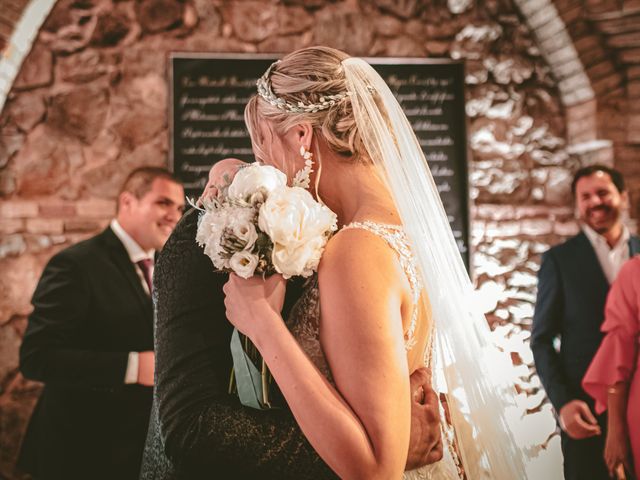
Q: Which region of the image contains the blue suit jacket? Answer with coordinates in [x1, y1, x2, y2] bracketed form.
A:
[531, 231, 640, 411]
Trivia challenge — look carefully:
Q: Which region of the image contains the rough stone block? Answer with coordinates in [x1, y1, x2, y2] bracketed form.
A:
[0, 218, 23, 234]
[12, 43, 53, 91]
[0, 201, 38, 219]
[473, 204, 516, 221]
[551, 58, 585, 80]
[553, 0, 583, 16]
[566, 99, 597, 124]
[627, 114, 640, 144]
[90, 11, 131, 47]
[39, 203, 77, 218]
[485, 220, 521, 237]
[568, 140, 615, 166]
[521, 219, 553, 236]
[554, 220, 580, 236]
[8, 92, 46, 132]
[628, 80, 640, 98]
[565, 100, 597, 142]
[64, 219, 103, 233]
[135, 0, 183, 33]
[527, 4, 560, 30]
[587, 60, 615, 81]
[559, 3, 583, 24]
[48, 86, 110, 145]
[562, 86, 596, 107]
[557, 72, 591, 94]
[26, 219, 65, 235]
[534, 18, 566, 46]
[545, 45, 579, 68]
[628, 65, 640, 80]
[591, 72, 624, 96]
[514, 0, 551, 18]
[313, 7, 376, 56]
[12, 125, 77, 197]
[76, 199, 116, 218]
[514, 205, 565, 219]
[0, 234, 26, 259]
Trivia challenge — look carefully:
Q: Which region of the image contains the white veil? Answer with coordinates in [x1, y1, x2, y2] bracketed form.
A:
[342, 58, 530, 479]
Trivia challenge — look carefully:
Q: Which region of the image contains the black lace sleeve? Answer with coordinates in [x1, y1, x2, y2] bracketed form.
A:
[142, 209, 336, 479]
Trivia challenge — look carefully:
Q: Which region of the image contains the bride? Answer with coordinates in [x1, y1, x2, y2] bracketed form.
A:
[223, 46, 529, 479]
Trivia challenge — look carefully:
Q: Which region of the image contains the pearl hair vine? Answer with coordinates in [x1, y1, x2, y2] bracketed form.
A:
[256, 60, 359, 114]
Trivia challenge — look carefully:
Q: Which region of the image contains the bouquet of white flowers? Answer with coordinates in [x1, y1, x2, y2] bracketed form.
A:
[195, 162, 338, 409]
[196, 162, 338, 280]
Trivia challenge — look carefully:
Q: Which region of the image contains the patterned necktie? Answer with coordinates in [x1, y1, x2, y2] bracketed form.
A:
[136, 258, 153, 295]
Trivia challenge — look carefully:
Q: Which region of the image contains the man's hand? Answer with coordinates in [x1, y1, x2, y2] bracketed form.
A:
[137, 351, 155, 386]
[559, 399, 601, 439]
[405, 367, 443, 470]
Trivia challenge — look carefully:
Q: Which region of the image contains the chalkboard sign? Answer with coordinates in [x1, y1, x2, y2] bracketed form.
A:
[170, 53, 469, 267]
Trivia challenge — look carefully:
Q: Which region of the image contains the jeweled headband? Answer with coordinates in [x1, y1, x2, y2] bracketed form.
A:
[256, 60, 350, 114]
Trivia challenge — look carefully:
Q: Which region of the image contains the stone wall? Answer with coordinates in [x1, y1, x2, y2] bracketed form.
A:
[0, 0, 628, 477]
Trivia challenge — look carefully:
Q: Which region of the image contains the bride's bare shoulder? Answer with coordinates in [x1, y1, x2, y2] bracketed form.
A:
[318, 227, 400, 284]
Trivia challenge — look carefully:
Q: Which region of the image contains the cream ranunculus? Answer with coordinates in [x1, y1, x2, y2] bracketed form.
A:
[228, 163, 287, 204]
[259, 186, 337, 278]
[229, 250, 260, 279]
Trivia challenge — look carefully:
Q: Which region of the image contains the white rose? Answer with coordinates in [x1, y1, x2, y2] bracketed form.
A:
[224, 206, 258, 250]
[198, 206, 251, 270]
[272, 236, 326, 279]
[229, 250, 259, 278]
[259, 186, 337, 278]
[196, 211, 224, 267]
[228, 163, 287, 203]
[259, 186, 337, 245]
[231, 220, 258, 251]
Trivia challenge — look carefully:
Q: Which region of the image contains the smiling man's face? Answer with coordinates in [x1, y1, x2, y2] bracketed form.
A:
[118, 177, 185, 251]
[575, 170, 628, 235]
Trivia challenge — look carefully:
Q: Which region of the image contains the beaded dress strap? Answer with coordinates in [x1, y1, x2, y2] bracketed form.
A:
[341, 220, 422, 350]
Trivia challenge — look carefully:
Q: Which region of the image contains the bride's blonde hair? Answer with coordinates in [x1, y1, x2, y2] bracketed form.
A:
[244, 46, 368, 163]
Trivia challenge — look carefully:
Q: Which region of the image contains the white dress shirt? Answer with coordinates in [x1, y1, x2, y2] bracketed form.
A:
[582, 224, 630, 284]
[110, 219, 155, 384]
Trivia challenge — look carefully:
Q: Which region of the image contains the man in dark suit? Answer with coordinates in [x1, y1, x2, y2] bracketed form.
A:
[532, 164, 640, 480]
[140, 159, 444, 479]
[18, 167, 185, 480]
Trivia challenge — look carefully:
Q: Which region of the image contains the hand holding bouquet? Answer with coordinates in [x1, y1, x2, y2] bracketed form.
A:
[195, 161, 337, 409]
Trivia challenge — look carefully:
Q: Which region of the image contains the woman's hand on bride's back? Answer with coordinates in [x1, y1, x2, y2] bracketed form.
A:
[223, 273, 287, 338]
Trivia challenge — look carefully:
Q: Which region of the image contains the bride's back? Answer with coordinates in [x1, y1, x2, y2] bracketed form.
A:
[287, 222, 432, 380]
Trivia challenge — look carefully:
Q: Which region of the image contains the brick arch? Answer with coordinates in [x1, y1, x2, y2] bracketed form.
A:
[0, 0, 57, 112]
[514, 0, 615, 167]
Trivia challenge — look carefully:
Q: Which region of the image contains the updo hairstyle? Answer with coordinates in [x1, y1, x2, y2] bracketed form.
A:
[244, 46, 368, 164]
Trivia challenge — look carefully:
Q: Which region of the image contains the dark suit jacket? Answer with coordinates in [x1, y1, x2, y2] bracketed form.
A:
[140, 209, 336, 479]
[18, 227, 154, 480]
[531, 231, 640, 411]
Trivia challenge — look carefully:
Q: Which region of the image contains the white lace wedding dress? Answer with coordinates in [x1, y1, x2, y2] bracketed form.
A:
[286, 221, 463, 479]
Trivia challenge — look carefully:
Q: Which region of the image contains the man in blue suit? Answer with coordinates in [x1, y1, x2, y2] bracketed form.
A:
[532, 164, 640, 480]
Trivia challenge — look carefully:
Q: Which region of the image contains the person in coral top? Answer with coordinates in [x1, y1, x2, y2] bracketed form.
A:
[583, 255, 640, 479]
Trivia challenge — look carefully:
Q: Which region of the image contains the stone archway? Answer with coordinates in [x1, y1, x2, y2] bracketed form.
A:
[0, 0, 57, 112]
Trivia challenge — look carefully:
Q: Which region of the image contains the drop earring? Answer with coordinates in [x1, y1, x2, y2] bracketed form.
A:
[292, 146, 314, 189]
